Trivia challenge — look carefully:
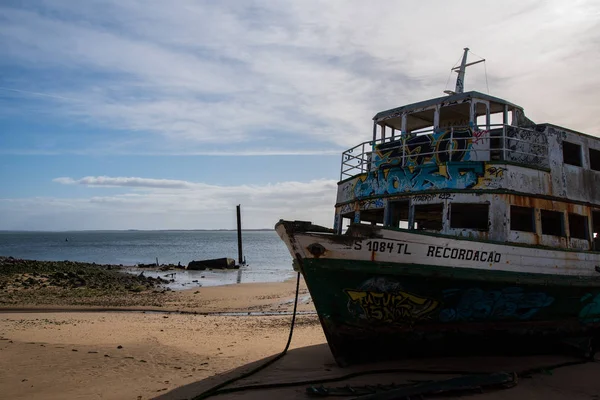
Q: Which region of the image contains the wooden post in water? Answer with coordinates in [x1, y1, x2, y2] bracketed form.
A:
[236, 204, 243, 266]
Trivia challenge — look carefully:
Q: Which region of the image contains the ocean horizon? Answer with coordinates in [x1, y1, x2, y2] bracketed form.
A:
[0, 230, 295, 288]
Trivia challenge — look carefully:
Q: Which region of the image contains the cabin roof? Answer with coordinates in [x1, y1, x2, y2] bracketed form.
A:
[373, 91, 523, 122]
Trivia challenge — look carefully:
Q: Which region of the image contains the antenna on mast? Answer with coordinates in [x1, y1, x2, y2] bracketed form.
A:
[444, 48, 485, 95]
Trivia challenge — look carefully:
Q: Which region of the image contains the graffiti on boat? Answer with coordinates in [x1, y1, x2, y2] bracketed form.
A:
[579, 293, 600, 323]
[353, 161, 487, 198]
[345, 277, 439, 324]
[439, 287, 554, 322]
[346, 289, 439, 323]
[373, 129, 473, 169]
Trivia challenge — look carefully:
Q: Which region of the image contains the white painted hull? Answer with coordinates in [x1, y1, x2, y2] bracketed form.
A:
[279, 224, 600, 280]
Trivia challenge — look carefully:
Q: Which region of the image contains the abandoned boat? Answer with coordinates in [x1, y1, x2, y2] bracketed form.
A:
[276, 48, 600, 366]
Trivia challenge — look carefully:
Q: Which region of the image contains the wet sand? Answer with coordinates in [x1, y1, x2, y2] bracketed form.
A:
[2, 276, 600, 399]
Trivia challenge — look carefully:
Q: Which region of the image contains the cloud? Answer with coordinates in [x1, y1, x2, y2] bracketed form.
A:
[2, 0, 598, 157]
[0, 176, 338, 230]
[53, 176, 198, 189]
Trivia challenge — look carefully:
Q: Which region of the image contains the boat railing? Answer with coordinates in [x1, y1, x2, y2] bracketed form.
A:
[340, 124, 549, 179]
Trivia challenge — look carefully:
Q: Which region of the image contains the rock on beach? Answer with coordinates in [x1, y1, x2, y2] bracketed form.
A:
[0, 256, 169, 307]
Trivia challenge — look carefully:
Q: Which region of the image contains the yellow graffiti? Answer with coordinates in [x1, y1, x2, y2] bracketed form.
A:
[345, 289, 439, 323]
[472, 164, 508, 188]
[437, 164, 449, 179]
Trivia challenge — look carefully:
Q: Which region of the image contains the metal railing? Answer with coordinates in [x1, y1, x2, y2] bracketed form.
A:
[340, 124, 549, 179]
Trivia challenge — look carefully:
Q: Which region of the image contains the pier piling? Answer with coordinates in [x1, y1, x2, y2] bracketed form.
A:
[237, 204, 244, 266]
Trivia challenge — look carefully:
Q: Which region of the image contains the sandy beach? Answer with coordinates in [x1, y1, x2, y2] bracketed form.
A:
[0, 275, 326, 400]
[2, 260, 600, 399]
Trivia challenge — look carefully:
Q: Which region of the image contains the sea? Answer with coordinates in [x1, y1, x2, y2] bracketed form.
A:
[0, 230, 295, 290]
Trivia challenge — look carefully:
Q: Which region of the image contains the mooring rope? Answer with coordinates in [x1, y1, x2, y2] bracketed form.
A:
[191, 271, 302, 400]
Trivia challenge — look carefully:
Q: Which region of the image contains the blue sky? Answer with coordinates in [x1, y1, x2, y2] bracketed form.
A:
[1, 0, 599, 230]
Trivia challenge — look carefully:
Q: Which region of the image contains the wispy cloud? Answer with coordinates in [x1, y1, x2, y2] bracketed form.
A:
[53, 176, 197, 189]
[0, 87, 78, 101]
[1, 176, 338, 230]
[3, 0, 598, 156]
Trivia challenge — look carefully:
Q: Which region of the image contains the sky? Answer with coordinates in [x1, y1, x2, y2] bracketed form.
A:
[1, 0, 599, 230]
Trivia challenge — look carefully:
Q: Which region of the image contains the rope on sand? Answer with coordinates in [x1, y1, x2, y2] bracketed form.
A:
[191, 271, 302, 400]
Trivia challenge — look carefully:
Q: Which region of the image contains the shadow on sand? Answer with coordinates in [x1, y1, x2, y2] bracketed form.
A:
[154, 343, 600, 400]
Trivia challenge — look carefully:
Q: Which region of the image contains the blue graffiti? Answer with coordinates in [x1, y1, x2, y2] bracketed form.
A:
[439, 287, 554, 322]
[361, 198, 385, 210]
[353, 162, 485, 199]
[373, 129, 473, 169]
[579, 293, 600, 323]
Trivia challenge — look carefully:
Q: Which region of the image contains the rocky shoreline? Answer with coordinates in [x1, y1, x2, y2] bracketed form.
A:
[0, 256, 171, 308]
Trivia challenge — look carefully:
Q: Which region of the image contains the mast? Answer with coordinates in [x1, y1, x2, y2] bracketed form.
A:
[455, 48, 469, 94]
[445, 48, 485, 95]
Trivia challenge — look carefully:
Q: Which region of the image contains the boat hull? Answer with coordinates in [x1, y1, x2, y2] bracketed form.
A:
[276, 221, 600, 366]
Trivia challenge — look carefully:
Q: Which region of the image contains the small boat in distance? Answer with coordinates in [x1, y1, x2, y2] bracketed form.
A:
[276, 48, 600, 366]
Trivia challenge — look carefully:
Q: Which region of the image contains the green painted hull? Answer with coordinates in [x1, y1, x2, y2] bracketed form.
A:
[300, 258, 600, 366]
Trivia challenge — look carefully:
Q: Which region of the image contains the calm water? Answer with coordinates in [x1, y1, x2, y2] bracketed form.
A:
[0, 230, 295, 288]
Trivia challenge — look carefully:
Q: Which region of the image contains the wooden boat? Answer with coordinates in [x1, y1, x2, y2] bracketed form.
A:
[276, 48, 600, 366]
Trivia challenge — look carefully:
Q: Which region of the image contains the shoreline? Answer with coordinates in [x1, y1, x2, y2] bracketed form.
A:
[0, 254, 296, 292]
[0, 229, 293, 277]
[0, 256, 312, 315]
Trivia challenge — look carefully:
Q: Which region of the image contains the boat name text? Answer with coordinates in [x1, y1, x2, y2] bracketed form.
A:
[354, 240, 411, 255]
[426, 246, 502, 263]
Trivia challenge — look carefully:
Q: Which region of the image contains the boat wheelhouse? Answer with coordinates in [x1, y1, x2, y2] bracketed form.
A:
[336, 90, 600, 252]
[276, 49, 600, 366]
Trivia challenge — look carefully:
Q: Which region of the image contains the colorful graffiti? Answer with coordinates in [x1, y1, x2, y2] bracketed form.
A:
[579, 293, 600, 323]
[360, 198, 384, 210]
[346, 289, 440, 324]
[353, 161, 487, 198]
[439, 287, 554, 322]
[373, 129, 473, 169]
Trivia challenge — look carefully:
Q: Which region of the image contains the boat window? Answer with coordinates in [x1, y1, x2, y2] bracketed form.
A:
[568, 213, 588, 240]
[593, 211, 600, 250]
[541, 210, 565, 237]
[359, 209, 384, 226]
[439, 102, 470, 130]
[562, 141, 582, 167]
[414, 204, 443, 231]
[450, 203, 489, 231]
[490, 112, 504, 126]
[407, 109, 435, 134]
[340, 216, 352, 233]
[477, 111, 504, 130]
[389, 200, 410, 229]
[510, 206, 535, 232]
[590, 148, 600, 171]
